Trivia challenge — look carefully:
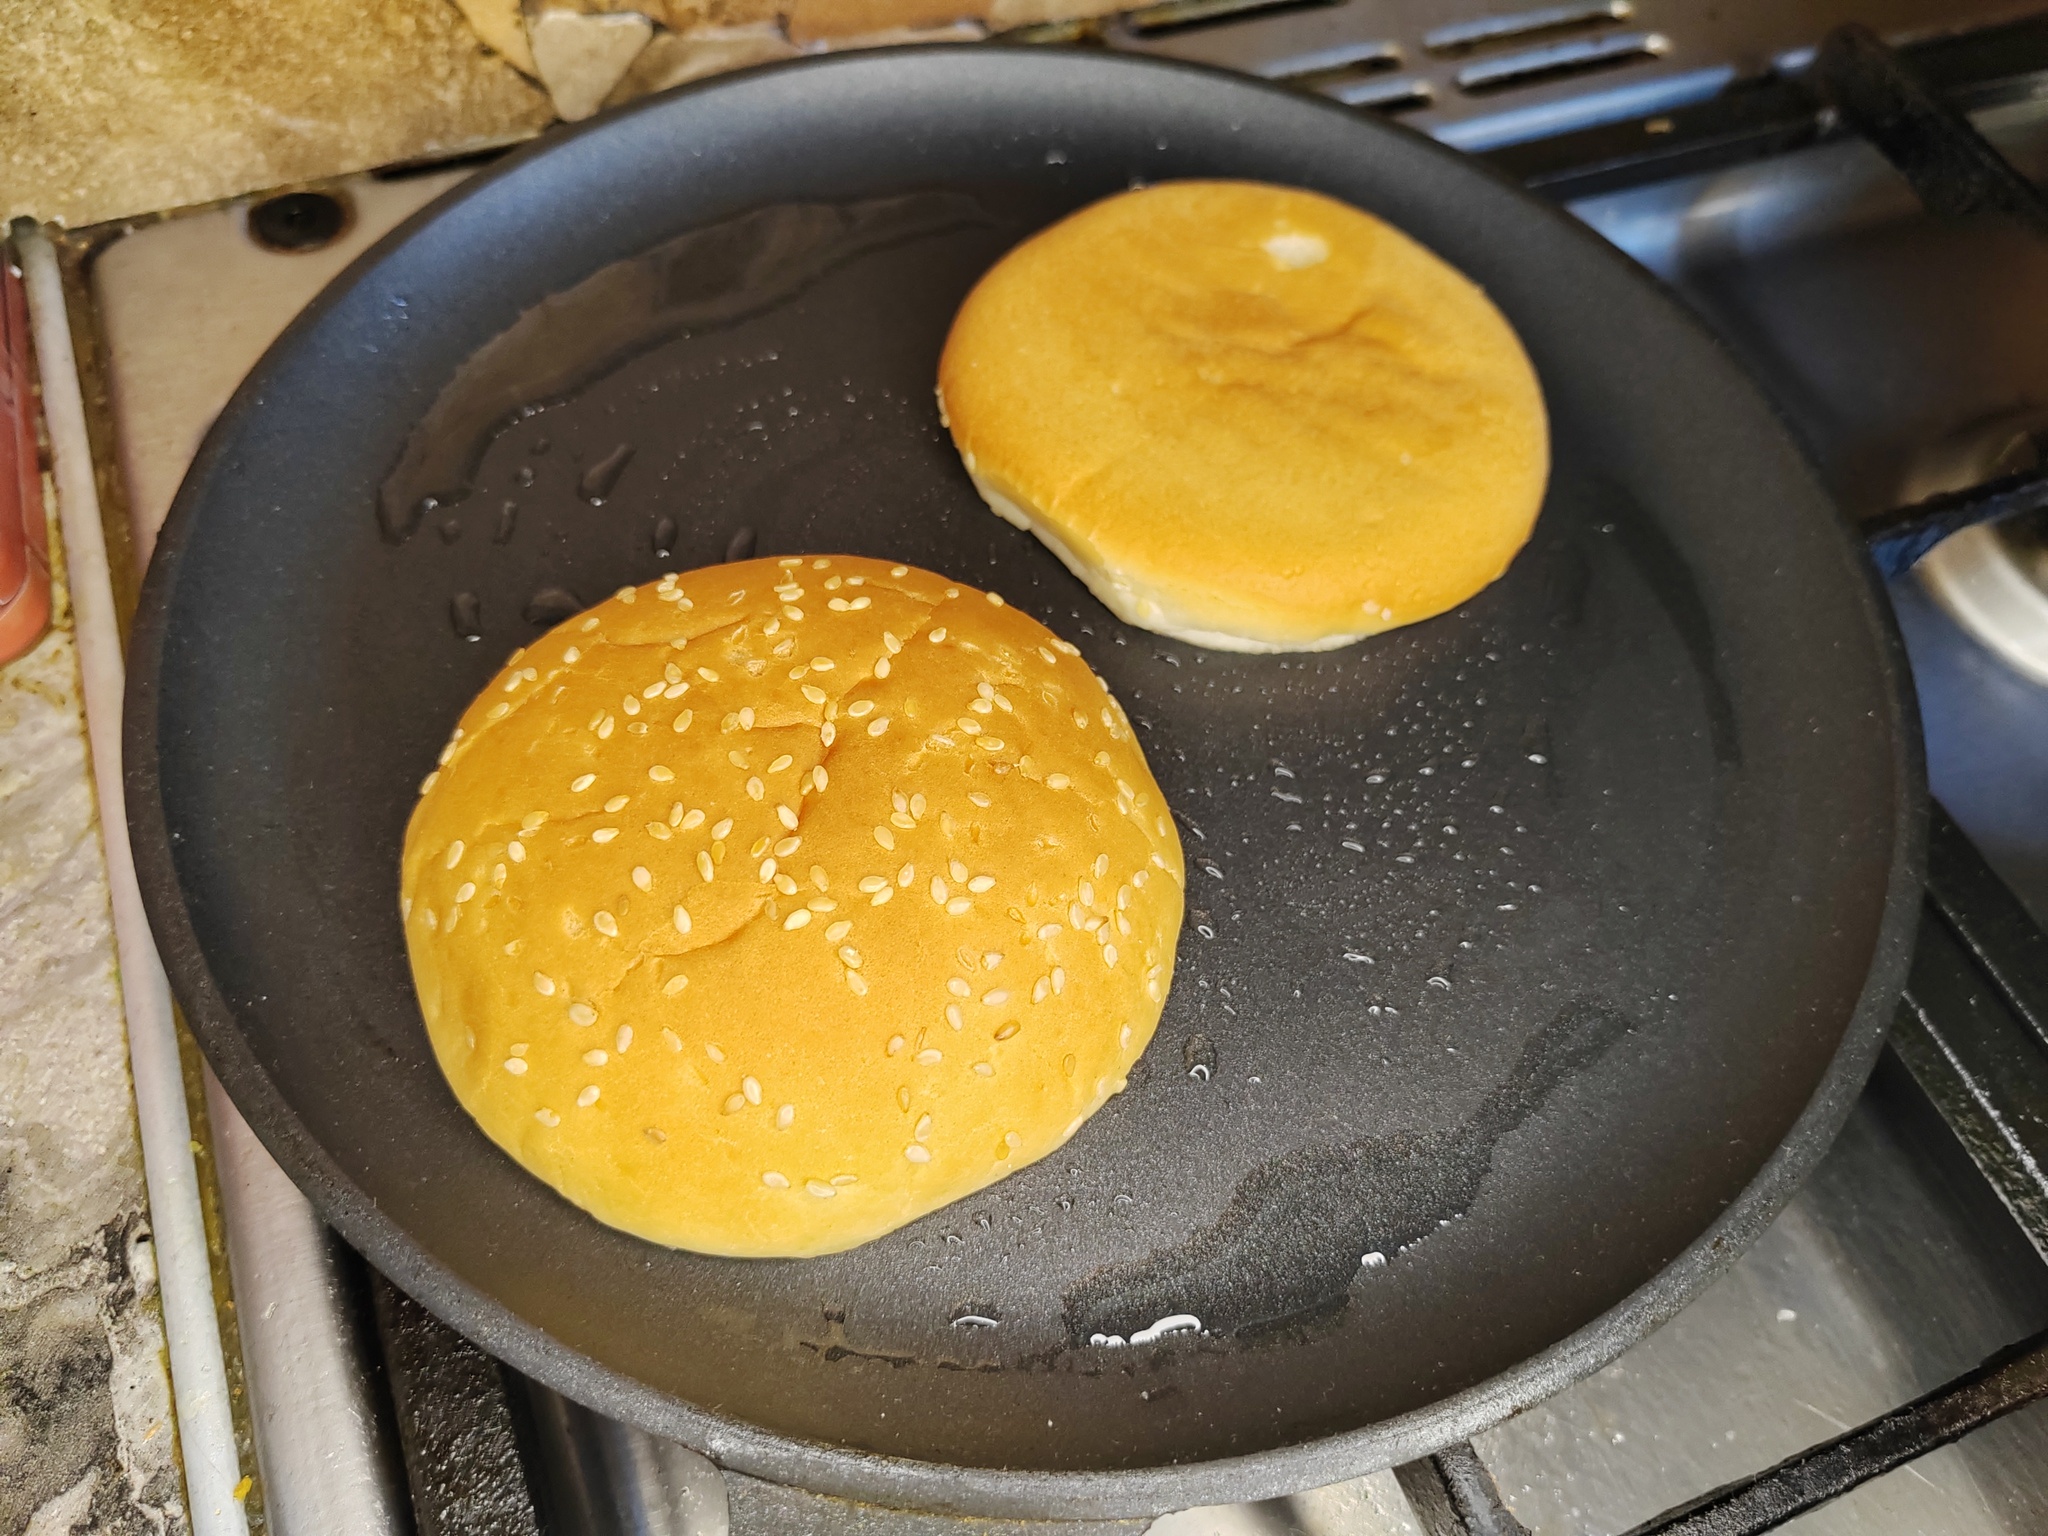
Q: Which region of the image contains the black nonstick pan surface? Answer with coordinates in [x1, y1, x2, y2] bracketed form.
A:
[125, 48, 1923, 1521]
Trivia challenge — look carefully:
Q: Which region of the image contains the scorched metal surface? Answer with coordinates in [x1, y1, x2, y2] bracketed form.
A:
[122, 48, 1923, 1521]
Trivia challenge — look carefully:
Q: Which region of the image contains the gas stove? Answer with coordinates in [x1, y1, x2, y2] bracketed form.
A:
[28, 3, 2048, 1532]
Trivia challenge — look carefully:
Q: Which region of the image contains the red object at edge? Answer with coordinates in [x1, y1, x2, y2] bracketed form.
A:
[0, 250, 52, 665]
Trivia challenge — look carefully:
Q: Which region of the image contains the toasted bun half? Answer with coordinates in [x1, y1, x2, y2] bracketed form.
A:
[938, 181, 1550, 652]
[400, 556, 1184, 1257]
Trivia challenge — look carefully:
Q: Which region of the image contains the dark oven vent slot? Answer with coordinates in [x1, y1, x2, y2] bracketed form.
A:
[1456, 29, 1670, 94]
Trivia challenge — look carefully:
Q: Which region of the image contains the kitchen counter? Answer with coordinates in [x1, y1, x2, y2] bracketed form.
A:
[0, 545, 190, 1534]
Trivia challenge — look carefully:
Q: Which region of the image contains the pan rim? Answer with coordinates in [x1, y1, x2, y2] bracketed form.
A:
[122, 44, 1928, 1521]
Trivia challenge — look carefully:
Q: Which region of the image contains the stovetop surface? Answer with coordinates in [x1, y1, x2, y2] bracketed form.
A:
[69, 8, 2048, 1533]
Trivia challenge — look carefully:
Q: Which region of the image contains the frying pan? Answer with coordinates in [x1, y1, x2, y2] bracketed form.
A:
[124, 47, 1923, 1521]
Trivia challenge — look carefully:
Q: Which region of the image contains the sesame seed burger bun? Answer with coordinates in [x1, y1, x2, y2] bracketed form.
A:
[400, 556, 1184, 1258]
[937, 181, 1550, 653]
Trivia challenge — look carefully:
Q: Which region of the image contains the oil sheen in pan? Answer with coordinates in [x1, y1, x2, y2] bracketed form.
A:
[373, 183, 1747, 1410]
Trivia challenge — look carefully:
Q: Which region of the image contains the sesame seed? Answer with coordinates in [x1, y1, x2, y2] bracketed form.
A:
[887, 1035, 906, 1056]
[534, 1109, 560, 1127]
[946, 898, 971, 915]
[1032, 977, 1050, 1003]
[509, 841, 527, 862]
[904, 1144, 932, 1164]
[930, 876, 949, 904]
[784, 910, 812, 930]
[577, 1086, 600, 1107]
[503, 1057, 528, 1075]
[487, 703, 510, 721]
[444, 841, 466, 870]
[725, 1093, 746, 1113]
[858, 875, 886, 893]
[774, 873, 798, 895]
[916, 1048, 942, 1065]
[1104, 945, 1119, 966]
[868, 717, 889, 736]
[571, 774, 596, 793]
[775, 835, 802, 857]
[945, 1003, 964, 1030]
[874, 826, 896, 851]
[616, 1026, 633, 1052]
[768, 754, 794, 774]
[759, 858, 778, 882]
[696, 851, 714, 882]
[982, 989, 1009, 1006]
[883, 630, 903, 653]
[983, 952, 1003, 968]
[622, 697, 641, 717]
[801, 684, 827, 705]
[948, 976, 972, 998]
[871, 887, 894, 906]
[591, 828, 619, 844]
[583, 1049, 608, 1066]
[890, 565, 908, 577]
[812, 657, 835, 672]
[898, 863, 916, 885]
[891, 811, 916, 831]
[875, 658, 891, 679]
[565, 647, 582, 663]
[806, 895, 835, 912]
[739, 707, 755, 730]
[681, 808, 705, 830]
[706, 1043, 724, 1061]
[930, 629, 947, 644]
[593, 910, 618, 936]
[454, 882, 476, 903]
[581, 617, 601, 632]
[847, 700, 876, 719]
[743, 1076, 762, 1105]
[1053, 967, 1066, 993]
[777, 804, 798, 830]
[784, 606, 804, 621]
[995, 1022, 1020, 1040]
[632, 866, 653, 891]
[958, 718, 981, 736]
[534, 973, 556, 996]
[763, 1171, 789, 1188]
[972, 1061, 995, 1077]
[826, 919, 853, 942]
[948, 859, 969, 882]
[806, 1180, 836, 1198]
[673, 710, 694, 732]
[1047, 774, 1070, 790]
[605, 794, 630, 813]
[674, 906, 693, 934]
[697, 668, 719, 682]
[569, 1002, 597, 1026]
[712, 818, 734, 839]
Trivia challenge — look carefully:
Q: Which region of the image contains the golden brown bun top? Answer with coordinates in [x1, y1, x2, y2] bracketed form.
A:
[938, 181, 1550, 651]
[400, 557, 1184, 1257]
